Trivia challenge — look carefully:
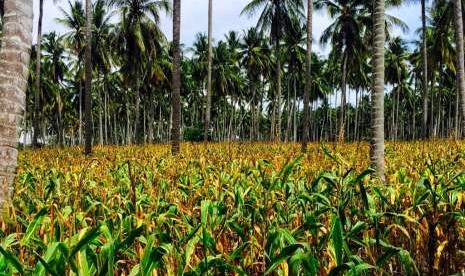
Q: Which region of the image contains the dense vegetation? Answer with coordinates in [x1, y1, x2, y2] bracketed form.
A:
[22, 0, 464, 146]
[0, 142, 463, 275]
[2, 0, 465, 274]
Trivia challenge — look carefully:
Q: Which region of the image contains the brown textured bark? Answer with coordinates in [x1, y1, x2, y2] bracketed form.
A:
[454, 0, 465, 138]
[171, 0, 181, 155]
[301, 0, 313, 153]
[84, 0, 93, 155]
[371, 0, 385, 179]
[0, 0, 33, 206]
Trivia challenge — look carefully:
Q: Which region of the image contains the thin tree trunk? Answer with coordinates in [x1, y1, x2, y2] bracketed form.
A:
[293, 77, 297, 142]
[275, 41, 282, 142]
[104, 77, 108, 144]
[302, 0, 312, 150]
[355, 88, 359, 141]
[171, 0, 181, 155]
[338, 53, 348, 143]
[148, 101, 154, 143]
[421, 0, 429, 139]
[204, 0, 213, 141]
[33, 0, 43, 148]
[0, 0, 33, 206]
[79, 79, 83, 144]
[454, 0, 465, 138]
[371, 0, 386, 179]
[84, 0, 93, 155]
[395, 86, 400, 141]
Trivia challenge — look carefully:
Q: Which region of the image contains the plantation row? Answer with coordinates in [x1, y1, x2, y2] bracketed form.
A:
[0, 142, 464, 275]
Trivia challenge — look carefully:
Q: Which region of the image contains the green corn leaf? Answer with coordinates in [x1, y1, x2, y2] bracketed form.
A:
[347, 263, 375, 276]
[115, 226, 144, 252]
[69, 226, 101, 258]
[330, 215, 344, 267]
[34, 251, 60, 276]
[22, 207, 48, 246]
[265, 243, 305, 275]
[376, 247, 400, 266]
[0, 246, 24, 276]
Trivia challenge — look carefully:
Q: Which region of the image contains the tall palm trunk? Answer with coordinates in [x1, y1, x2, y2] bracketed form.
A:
[302, 0, 313, 152]
[84, 0, 93, 155]
[421, 0, 429, 139]
[171, 0, 181, 155]
[454, 0, 465, 138]
[0, 0, 33, 206]
[204, 0, 213, 141]
[33, 0, 44, 147]
[338, 53, 347, 142]
[371, 0, 385, 179]
[275, 40, 282, 142]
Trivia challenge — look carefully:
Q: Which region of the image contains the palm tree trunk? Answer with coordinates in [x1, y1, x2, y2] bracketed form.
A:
[57, 93, 64, 147]
[104, 80, 108, 144]
[33, 0, 43, 148]
[454, 0, 465, 138]
[0, 0, 33, 206]
[292, 77, 297, 142]
[79, 79, 83, 144]
[302, 0, 312, 152]
[421, 0, 429, 139]
[84, 0, 93, 155]
[275, 40, 282, 142]
[204, 0, 213, 142]
[133, 82, 141, 144]
[338, 53, 348, 142]
[355, 88, 359, 141]
[395, 86, 400, 141]
[171, 0, 181, 155]
[371, 0, 386, 179]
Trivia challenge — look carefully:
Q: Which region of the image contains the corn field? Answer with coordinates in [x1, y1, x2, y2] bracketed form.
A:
[1, 141, 465, 275]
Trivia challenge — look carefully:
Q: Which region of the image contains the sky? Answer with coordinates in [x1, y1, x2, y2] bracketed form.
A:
[34, 0, 422, 55]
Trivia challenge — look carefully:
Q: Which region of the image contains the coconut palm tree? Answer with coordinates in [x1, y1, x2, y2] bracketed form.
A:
[315, 0, 370, 142]
[242, 0, 304, 142]
[58, 0, 87, 143]
[240, 28, 271, 140]
[110, 0, 170, 144]
[204, 0, 213, 141]
[371, 0, 385, 178]
[0, 0, 33, 206]
[171, 0, 181, 155]
[385, 37, 409, 141]
[42, 32, 68, 147]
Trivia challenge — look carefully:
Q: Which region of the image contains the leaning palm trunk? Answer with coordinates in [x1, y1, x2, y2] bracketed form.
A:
[0, 0, 33, 206]
[204, 0, 213, 141]
[454, 0, 465, 138]
[171, 0, 182, 155]
[84, 0, 93, 155]
[371, 0, 385, 179]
